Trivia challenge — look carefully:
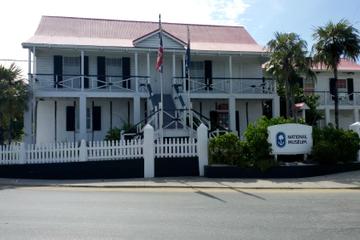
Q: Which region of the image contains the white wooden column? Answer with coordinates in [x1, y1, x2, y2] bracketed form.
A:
[33, 99, 37, 143]
[81, 50, 84, 91]
[325, 107, 331, 125]
[133, 96, 141, 124]
[228, 96, 236, 133]
[28, 48, 32, 77]
[32, 47, 36, 75]
[172, 52, 176, 85]
[135, 52, 139, 92]
[147, 52, 150, 79]
[229, 56, 233, 93]
[354, 109, 359, 122]
[79, 95, 87, 141]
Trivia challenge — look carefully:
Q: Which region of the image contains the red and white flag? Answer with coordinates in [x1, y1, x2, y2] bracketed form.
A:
[156, 15, 163, 72]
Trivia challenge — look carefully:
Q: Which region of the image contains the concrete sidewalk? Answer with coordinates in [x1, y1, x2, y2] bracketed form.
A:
[0, 170, 360, 189]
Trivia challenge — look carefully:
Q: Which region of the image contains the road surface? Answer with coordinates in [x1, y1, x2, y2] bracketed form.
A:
[0, 187, 359, 240]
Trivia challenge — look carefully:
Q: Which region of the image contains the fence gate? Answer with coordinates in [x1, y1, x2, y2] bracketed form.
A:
[154, 138, 199, 177]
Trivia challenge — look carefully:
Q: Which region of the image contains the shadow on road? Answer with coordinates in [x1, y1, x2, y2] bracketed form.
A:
[194, 190, 226, 203]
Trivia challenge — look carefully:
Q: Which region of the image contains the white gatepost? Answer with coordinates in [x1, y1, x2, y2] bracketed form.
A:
[197, 123, 208, 176]
[143, 124, 155, 178]
[349, 122, 360, 162]
[79, 139, 87, 162]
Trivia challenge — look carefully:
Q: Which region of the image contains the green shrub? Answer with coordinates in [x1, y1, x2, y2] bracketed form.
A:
[209, 117, 300, 169]
[209, 133, 248, 167]
[104, 127, 121, 141]
[243, 116, 296, 162]
[312, 126, 360, 164]
[104, 123, 134, 141]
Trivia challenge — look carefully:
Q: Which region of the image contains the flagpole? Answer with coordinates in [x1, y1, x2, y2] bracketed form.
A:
[187, 26, 191, 115]
[159, 14, 164, 139]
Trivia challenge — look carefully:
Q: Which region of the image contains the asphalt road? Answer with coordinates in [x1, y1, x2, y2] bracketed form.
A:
[0, 187, 359, 240]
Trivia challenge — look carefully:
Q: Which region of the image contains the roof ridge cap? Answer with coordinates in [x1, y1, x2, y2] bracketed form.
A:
[41, 15, 245, 28]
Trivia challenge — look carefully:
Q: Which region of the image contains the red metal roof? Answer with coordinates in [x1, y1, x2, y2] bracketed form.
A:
[313, 59, 360, 72]
[23, 16, 264, 53]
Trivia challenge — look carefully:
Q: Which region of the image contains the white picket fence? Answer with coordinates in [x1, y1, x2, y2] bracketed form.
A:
[0, 137, 195, 164]
[87, 140, 143, 161]
[0, 124, 209, 177]
[27, 142, 79, 164]
[0, 144, 22, 164]
[0, 140, 143, 165]
[155, 138, 197, 158]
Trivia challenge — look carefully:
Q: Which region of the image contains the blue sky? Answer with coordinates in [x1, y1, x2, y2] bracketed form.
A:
[0, 0, 360, 71]
[240, 0, 360, 48]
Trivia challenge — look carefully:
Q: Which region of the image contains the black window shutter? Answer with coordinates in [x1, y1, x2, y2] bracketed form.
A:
[329, 78, 336, 100]
[66, 106, 75, 131]
[205, 60, 212, 90]
[84, 56, 89, 88]
[54, 55, 63, 88]
[122, 57, 131, 89]
[92, 106, 101, 131]
[97, 56, 106, 88]
[347, 78, 354, 100]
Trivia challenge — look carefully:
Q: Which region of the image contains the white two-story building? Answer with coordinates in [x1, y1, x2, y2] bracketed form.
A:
[22, 16, 279, 144]
[304, 59, 360, 129]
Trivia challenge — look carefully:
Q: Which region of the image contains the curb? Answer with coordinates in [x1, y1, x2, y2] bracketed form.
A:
[1, 183, 360, 190]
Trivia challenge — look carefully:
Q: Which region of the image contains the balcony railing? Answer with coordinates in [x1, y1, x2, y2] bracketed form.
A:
[304, 91, 360, 106]
[173, 77, 275, 94]
[29, 74, 150, 93]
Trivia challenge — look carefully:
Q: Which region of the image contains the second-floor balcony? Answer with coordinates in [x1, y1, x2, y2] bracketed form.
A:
[29, 74, 275, 96]
[175, 77, 275, 95]
[305, 91, 360, 106]
[30, 74, 150, 93]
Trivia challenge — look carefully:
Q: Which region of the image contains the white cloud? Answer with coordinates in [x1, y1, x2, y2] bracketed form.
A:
[211, 0, 250, 25]
[0, 0, 250, 74]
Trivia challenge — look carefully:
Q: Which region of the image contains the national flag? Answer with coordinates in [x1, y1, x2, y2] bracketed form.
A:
[156, 15, 163, 72]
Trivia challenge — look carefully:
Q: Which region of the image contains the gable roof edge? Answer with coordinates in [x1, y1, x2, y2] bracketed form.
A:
[133, 28, 186, 47]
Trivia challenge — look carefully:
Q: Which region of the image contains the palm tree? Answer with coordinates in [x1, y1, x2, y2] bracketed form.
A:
[265, 32, 314, 119]
[313, 19, 360, 129]
[0, 63, 29, 144]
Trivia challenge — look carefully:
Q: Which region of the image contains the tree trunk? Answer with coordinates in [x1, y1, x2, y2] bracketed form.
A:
[291, 91, 297, 122]
[334, 68, 339, 129]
